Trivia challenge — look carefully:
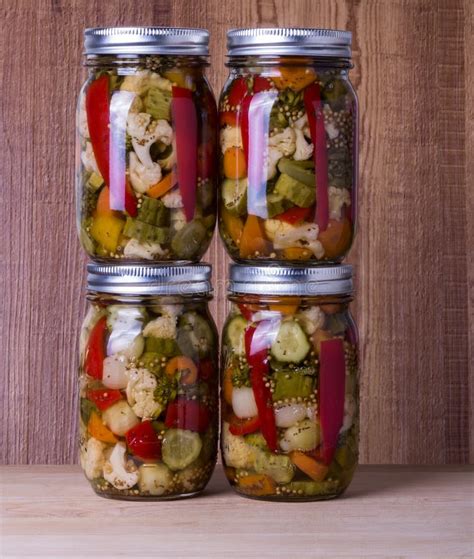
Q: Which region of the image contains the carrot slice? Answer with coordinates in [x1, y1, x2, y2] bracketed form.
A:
[147, 172, 177, 199]
[268, 297, 301, 315]
[165, 356, 198, 384]
[87, 411, 117, 444]
[223, 366, 234, 406]
[223, 147, 247, 179]
[239, 215, 270, 258]
[282, 247, 313, 261]
[238, 474, 276, 496]
[318, 218, 352, 259]
[290, 451, 329, 481]
[273, 67, 317, 92]
[95, 186, 113, 215]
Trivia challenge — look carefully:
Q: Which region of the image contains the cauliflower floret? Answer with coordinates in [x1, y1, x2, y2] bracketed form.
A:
[126, 367, 163, 418]
[297, 306, 325, 335]
[154, 304, 184, 320]
[78, 94, 89, 138]
[80, 437, 106, 480]
[103, 443, 139, 490]
[293, 127, 314, 161]
[293, 113, 311, 138]
[170, 208, 186, 232]
[328, 186, 351, 220]
[120, 70, 172, 95]
[81, 142, 100, 174]
[266, 145, 284, 180]
[220, 125, 243, 153]
[268, 127, 296, 156]
[143, 316, 176, 339]
[162, 188, 184, 209]
[341, 394, 357, 432]
[222, 423, 256, 469]
[129, 152, 162, 194]
[264, 219, 324, 258]
[127, 112, 173, 168]
[123, 238, 166, 260]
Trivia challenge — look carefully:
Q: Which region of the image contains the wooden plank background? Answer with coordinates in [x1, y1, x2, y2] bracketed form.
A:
[0, 0, 472, 465]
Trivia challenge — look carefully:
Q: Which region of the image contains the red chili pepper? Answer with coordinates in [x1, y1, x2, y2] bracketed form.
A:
[229, 414, 261, 436]
[126, 420, 162, 461]
[85, 75, 110, 185]
[227, 76, 248, 108]
[171, 86, 197, 222]
[125, 178, 137, 217]
[86, 388, 122, 411]
[84, 316, 108, 380]
[244, 326, 278, 452]
[165, 399, 210, 433]
[275, 206, 312, 225]
[318, 338, 346, 464]
[304, 83, 329, 231]
[253, 76, 273, 93]
[198, 358, 214, 382]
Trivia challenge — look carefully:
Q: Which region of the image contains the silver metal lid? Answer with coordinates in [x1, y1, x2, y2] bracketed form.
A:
[228, 264, 353, 296]
[227, 27, 351, 58]
[87, 264, 212, 296]
[84, 27, 210, 56]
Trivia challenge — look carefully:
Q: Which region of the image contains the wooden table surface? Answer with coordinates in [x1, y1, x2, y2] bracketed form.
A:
[1, 466, 473, 558]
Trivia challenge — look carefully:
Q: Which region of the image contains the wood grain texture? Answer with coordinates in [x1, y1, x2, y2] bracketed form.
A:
[2, 465, 473, 558]
[0, 0, 471, 464]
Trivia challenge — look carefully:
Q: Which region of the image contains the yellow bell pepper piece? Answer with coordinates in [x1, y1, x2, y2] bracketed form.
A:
[87, 411, 117, 444]
[90, 214, 125, 253]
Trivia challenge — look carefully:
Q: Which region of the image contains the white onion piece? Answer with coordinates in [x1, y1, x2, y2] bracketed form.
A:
[341, 395, 356, 433]
[274, 404, 307, 428]
[102, 354, 129, 389]
[232, 387, 258, 418]
[102, 401, 139, 436]
[279, 419, 320, 452]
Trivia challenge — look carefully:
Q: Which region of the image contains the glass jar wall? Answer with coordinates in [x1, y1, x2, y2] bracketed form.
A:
[218, 28, 357, 264]
[76, 28, 217, 263]
[79, 264, 218, 500]
[221, 265, 359, 501]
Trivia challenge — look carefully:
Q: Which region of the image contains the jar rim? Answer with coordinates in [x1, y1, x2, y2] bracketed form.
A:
[227, 27, 352, 58]
[84, 27, 210, 56]
[228, 264, 353, 296]
[87, 263, 213, 296]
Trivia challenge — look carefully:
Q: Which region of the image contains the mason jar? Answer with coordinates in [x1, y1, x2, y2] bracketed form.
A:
[79, 264, 218, 500]
[218, 28, 358, 264]
[221, 265, 359, 501]
[76, 27, 217, 263]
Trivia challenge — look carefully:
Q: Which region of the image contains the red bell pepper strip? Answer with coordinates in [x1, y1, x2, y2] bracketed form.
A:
[318, 338, 346, 464]
[125, 178, 137, 217]
[238, 304, 254, 321]
[227, 76, 248, 108]
[165, 399, 210, 433]
[244, 326, 278, 452]
[84, 316, 108, 380]
[253, 76, 273, 93]
[304, 83, 329, 231]
[275, 206, 312, 225]
[229, 414, 261, 436]
[86, 388, 122, 411]
[126, 420, 162, 461]
[171, 86, 197, 222]
[219, 110, 239, 127]
[86, 75, 110, 185]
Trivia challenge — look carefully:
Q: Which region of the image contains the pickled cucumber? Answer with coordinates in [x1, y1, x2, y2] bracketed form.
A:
[221, 178, 248, 216]
[284, 479, 340, 497]
[123, 218, 169, 244]
[272, 371, 314, 402]
[277, 158, 316, 188]
[270, 320, 310, 363]
[162, 429, 202, 471]
[171, 220, 207, 260]
[144, 87, 172, 120]
[137, 197, 169, 227]
[274, 173, 315, 208]
[254, 451, 295, 484]
[225, 315, 247, 356]
[144, 337, 179, 356]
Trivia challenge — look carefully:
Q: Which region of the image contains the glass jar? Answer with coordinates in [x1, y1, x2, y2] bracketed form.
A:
[79, 264, 218, 500]
[221, 265, 359, 501]
[76, 27, 218, 263]
[218, 28, 357, 264]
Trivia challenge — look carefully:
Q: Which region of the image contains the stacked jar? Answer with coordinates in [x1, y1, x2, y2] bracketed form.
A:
[75, 28, 220, 500]
[217, 28, 360, 500]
